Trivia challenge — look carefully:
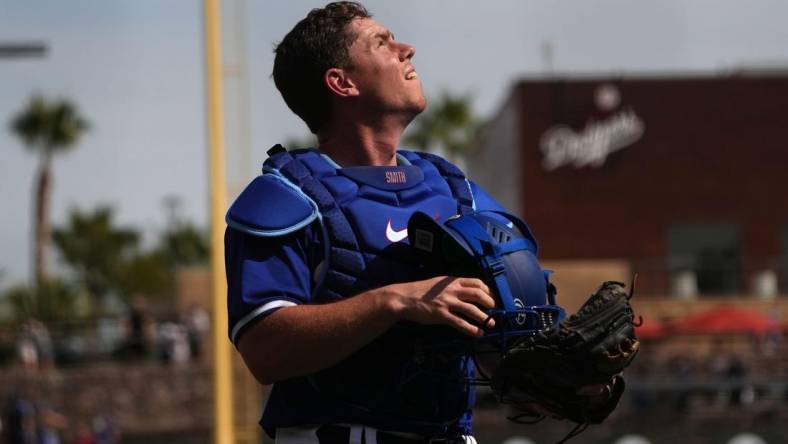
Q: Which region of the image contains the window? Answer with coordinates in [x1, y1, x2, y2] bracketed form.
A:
[668, 224, 741, 296]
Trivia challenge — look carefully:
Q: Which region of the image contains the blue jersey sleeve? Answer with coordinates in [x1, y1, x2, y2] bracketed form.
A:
[224, 225, 318, 345]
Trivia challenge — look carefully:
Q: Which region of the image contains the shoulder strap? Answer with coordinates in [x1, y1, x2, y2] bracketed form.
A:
[265, 148, 366, 300]
[399, 150, 475, 215]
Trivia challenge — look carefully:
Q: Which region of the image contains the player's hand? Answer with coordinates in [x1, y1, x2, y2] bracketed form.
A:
[385, 276, 496, 337]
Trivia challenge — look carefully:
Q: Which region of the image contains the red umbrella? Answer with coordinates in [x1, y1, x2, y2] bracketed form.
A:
[635, 317, 667, 339]
[670, 306, 780, 335]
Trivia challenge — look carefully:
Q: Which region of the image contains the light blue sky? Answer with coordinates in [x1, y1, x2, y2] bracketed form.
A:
[1, 0, 786, 288]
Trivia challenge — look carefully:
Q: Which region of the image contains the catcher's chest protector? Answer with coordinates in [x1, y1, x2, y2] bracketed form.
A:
[264, 148, 475, 300]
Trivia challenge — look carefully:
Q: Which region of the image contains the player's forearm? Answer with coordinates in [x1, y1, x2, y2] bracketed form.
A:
[237, 276, 494, 385]
[237, 285, 400, 385]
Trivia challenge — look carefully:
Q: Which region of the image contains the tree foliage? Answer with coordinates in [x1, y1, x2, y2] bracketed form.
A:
[159, 196, 210, 267]
[52, 206, 139, 300]
[10, 96, 89, 154]
[404, 92, 479, 157]
[6, 278, 81, 323]
[44, 203, 210, 313]
[158, 223, 209, 267]
[115, 251, 173, 301]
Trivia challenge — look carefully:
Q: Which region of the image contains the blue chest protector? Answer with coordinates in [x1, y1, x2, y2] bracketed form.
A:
[269, 147, 474, 298]
[227, 147, 479, 435]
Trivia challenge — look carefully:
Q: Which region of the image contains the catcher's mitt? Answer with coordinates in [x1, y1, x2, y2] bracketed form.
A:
[489, 280, 640, 428]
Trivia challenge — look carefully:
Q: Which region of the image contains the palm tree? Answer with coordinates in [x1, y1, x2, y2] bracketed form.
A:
[404, 91, 479, 161]
[10, 95, 89, 287]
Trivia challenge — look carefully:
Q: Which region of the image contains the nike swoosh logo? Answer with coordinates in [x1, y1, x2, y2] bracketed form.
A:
[385, 219, 408, 243]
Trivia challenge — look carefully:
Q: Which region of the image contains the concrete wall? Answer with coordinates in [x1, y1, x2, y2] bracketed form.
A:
[469, 87, 522, 216]
[0, 358, 264, 444]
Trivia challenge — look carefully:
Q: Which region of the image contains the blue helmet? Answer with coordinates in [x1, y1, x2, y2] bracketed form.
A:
[407, 210, 566, 341]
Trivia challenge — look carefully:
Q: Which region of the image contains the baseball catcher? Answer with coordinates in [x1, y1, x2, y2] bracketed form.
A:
[228, 3, 638, 442]
[408, 210, 641, 442]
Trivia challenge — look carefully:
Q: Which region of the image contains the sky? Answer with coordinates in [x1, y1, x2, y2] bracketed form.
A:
[1, 0, 787, 289]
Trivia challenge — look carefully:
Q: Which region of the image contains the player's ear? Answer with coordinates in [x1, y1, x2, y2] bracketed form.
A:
[325, 68, 359, 98]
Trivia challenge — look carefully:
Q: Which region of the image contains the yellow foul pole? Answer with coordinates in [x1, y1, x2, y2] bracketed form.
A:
[204, 1, 235, 443]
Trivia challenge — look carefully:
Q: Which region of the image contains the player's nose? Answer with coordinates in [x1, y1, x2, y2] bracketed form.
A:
[398, 41, 415, 61]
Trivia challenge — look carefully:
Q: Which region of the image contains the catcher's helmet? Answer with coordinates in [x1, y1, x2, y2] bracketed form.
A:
[408, 210, 565, 339]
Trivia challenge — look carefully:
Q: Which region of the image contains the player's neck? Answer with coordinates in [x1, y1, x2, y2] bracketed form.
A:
[318, 117, 406, 167]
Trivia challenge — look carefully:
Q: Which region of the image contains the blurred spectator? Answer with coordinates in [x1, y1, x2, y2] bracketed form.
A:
[15, 330, 38, 371]
[666, 353, 696, 378]
[35, 405, 66, 444]
[726, 354, 751, 406]
[29, 321, 54, 372]
[157, 321, 189, 365]
[15, 320, 54, 372]
[628, 354, 657, 412]
[119, 296, 154, 360]
[184, 304, 209, 360]
[758, 330, 782, 357]
[3, 394, 36, 444]
[90, 415, 119, 444]
[665, 353, 696, 412]
[709, 352, 729, 376]
[70, 423, 94, 444]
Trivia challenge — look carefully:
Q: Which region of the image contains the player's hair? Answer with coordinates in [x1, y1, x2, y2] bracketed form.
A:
[273, 1, 371, 134]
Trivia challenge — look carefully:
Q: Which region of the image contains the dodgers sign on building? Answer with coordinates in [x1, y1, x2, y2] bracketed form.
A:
[539, 84, 645, 171]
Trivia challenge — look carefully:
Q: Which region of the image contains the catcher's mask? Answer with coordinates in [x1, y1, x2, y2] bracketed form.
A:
[408, 210, 566, 342]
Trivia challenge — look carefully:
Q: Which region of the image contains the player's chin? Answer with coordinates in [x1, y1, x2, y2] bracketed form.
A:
[401, 80, 426, 109]
[394, 96, 427, 125]
[416, 95, 427, 113]
[408, 94, 427, 115]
